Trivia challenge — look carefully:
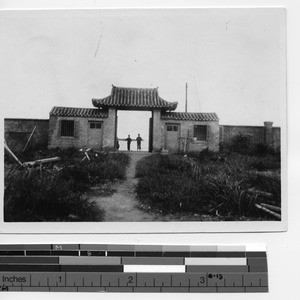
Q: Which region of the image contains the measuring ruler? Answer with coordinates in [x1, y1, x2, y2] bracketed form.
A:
[0, 244, 268, 293]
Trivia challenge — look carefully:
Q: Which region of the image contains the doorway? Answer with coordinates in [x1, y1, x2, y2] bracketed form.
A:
[87, 121, 103, 149]
[165, 123, 180, 152]
[116, 111, 152, 152]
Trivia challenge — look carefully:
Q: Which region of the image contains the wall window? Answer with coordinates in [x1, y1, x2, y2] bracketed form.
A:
[166, 125, 179, 132]
[194, 125, 207, 141]
[90, 122, 102, 129]
[61, 120, 74, 137]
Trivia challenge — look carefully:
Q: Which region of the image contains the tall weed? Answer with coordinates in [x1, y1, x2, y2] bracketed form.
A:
[4, 151, 129, 222]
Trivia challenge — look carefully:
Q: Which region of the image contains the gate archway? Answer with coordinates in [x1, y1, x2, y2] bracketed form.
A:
[92, 85, 178, 152]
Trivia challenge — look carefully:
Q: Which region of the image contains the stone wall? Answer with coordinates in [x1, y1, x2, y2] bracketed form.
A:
[6, 116, 280, 154]
[272, 127, 281, 152]
[4, 118, 49, 152]
[152, 109, 163, 152]
[220, 122, 281, 152]
[102, 108, 117, 149]
[152, 114, 219, 153]
[166, 120, 219, 152]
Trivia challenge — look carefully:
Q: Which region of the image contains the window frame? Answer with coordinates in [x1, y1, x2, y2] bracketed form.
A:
[166, 124, 179, 132]
[89, 121, 102, 129]
[194, 125, 208, 141]
[60, 120, 75, 137]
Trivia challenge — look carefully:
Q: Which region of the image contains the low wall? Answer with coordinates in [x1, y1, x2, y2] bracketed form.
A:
[4, 118, 49, 152]
[220, 123, 281, 152]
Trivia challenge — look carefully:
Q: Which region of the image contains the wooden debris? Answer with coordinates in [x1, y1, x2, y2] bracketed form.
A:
[4, 141, 23, 166]
[260, 203, 281, 212]
[247, 188, 273, 199]
[255, 204, 281, 220]
[23, 157, 60, 167]
[22, 125, 37, 152]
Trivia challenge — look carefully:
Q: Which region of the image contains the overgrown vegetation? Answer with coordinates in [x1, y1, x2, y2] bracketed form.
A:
[4, 149, 129, 222]
[135, 149, 281, 220]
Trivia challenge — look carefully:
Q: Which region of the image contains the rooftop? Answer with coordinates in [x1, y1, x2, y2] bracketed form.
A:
[161, 112, 219, 122]
[92, 85, 178, 111]
[50, 107, 108, 118]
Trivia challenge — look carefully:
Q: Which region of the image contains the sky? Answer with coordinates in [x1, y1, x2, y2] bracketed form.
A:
[0, 8, 286, 147]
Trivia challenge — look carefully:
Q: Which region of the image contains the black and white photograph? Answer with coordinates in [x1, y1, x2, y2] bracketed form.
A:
[1, 8, 286, 232]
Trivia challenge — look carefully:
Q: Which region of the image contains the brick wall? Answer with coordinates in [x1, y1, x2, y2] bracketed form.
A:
[48, 115, 108, 149]
[4, 118, 49, 152]
[220, 125, 265, 144]
[220, 122, 281, 152]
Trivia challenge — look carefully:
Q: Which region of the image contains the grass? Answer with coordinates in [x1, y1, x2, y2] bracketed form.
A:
[136, 154, 206, 215]
[4, 149, 129, 222]
[135, 152, 281, 220]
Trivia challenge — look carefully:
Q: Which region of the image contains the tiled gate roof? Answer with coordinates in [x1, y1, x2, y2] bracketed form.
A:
[92, 85, 178, 111]
[50, 107, 108, 118]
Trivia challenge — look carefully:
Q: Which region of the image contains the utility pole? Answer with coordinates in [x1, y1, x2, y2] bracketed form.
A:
[185, 82, 188, 113]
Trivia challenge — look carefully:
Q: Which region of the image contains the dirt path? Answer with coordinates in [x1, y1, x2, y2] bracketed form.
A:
[90, 151, 158, 221]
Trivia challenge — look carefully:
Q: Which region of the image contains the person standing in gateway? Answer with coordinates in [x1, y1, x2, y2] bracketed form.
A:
[136, 134, 143, 151]
[125, 135, 132, 151]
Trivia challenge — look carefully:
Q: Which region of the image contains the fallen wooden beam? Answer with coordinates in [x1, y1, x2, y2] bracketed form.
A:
[4, 141, 23, 166]
[260, 203, 281, 213]
[255, 204, 281, 220]
[247, 188, 273, 199]
[22, 125, 37, 152]
[23, 157, 61, 167]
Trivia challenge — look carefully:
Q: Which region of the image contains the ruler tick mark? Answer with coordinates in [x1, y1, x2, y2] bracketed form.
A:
[0, 244, 268, 293]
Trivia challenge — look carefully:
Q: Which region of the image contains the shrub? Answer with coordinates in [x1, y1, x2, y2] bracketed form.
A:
[249, 155, 280, 171]
[135, 152, 281, 220]
[136, 171, 206, 214]
[4, 151, 130, 222]
[136, 154, 193, 178]
[136, 155, 205, 214]
[201, 173, 256, 217]
[245, 173, 281, 205]
[230, 133, 253, 154]
[4, 169, 104, 222]
[255, 143, 274, 155]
